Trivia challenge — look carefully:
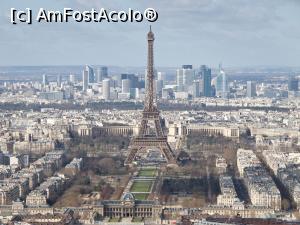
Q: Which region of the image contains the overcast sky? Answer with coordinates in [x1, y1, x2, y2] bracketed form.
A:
[0, 0, 300, 67]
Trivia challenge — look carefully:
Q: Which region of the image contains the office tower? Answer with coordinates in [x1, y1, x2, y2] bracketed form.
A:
[82, 70, 88, 92]
[111, 79, 118, 89]
[198, 79, 204, 95]
[200, 65, 212, 97]
[247, 81, 257, 98]
[97, 68, 101, 83]
[84, 65, 95, 83]
[69, 74, 75, 84]
[176, 65, 195, 91]
[57, 74, 62, 87]
[102, 79, 110, 100]
[122, 79, 131, 93]
[129, 88, 138, 99]
[192, 81, 200, 98]
[176, 69, 184, 91]
[216, 66, 229, 98]
[155, 79, 164, 97]
[121, 74, 138, 88]
[182, 65, 193, 69]
[288, 76, 299, 91]
[101, 66, 108, 79]
[97, 66, 108, 83]
[157, 72, 166, 81]
[42, 74, 48, 86]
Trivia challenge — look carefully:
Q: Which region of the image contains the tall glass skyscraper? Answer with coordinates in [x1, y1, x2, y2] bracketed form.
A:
[82, 70, 88, 92]
[176, 65, 194, 92]
[42, 74, 48, 86]
[247, 81, 257, 98]
[192, 80, 200, 98]
[85, 65, 95, 83]
[200, 65, 212, 97]
[69, 74, 75, 84]
[216, 66, 229, 98]
[102, 79, 110, 100]
[122, 79, 131, 93]
[97, 66, 108, 83]
[57, 74, 62, 87]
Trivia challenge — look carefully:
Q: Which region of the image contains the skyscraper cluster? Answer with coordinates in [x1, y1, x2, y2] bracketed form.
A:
[76, 63, 272, 101]
[176, 64, 213, 98]
[82, 65, 108, 94]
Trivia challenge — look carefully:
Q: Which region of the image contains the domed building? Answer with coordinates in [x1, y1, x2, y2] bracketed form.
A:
[98, 192, 162, 219]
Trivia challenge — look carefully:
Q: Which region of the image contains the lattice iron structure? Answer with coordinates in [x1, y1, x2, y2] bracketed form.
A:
[125, 27, 177, 166]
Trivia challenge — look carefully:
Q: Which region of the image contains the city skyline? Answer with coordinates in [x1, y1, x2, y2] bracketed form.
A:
[1, 0, 300, 67]
[1, 27, 300, 224]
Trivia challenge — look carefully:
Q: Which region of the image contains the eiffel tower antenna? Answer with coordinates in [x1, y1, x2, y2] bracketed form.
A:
[125, 27, 177, 166]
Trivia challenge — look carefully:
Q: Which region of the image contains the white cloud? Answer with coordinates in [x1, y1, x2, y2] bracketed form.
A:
[0, 0, 300, 66]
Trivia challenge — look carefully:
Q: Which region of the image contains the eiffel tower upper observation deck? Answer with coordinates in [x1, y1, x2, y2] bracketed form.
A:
[124, 27, 177, 166]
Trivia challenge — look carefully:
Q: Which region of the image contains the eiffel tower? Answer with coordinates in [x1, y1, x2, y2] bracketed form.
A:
[125, 27, 177, 166]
